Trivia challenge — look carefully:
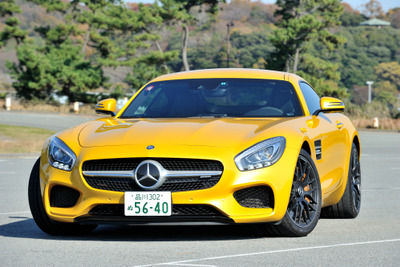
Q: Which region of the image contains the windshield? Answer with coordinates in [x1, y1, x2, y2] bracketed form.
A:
[120, 79, 303, 118]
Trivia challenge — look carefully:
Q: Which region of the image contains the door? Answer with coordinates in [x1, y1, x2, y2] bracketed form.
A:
[299, 82, 347, 194]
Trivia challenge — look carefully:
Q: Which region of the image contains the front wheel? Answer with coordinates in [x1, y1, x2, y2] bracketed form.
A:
[28, 158, 97, 235]
[260, 149, 322, 237]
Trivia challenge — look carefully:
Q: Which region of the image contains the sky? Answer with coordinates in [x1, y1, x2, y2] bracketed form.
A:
[125, 0, 400, 12]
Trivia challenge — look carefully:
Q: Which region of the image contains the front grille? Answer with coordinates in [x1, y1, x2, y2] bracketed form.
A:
[89, 204, 224, 217]
[82, 158, 223, 172]
[50, 185, 80, 208]
[233, 186, 274, 208]
[82, 158, 223, 193]
[84, 176, 221, 193]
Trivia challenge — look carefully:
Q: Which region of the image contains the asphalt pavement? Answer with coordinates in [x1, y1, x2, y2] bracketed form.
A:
[0, 110, 98, 132]
[0, 111, 399, 266]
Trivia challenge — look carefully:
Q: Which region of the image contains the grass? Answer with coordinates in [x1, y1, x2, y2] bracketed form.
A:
[0, 124, 56, 154]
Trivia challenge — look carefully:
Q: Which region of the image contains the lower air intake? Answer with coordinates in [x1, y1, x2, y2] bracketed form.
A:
[89, 204, 224, 217]
[50, 185, 80, 208]
[233, 186, 274, 208]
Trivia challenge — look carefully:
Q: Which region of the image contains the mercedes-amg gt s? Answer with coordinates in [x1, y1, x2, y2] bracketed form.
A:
[28, 69, 361, 237]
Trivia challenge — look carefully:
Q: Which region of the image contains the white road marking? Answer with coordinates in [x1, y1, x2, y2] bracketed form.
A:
[0, 211, 31, 216]
[135, 239, 400, 267]
[363, 188, 400, 191]
[167, 264, 216, 267]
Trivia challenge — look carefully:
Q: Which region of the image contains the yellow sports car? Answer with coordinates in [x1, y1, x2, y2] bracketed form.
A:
[28, 69, 361, 237]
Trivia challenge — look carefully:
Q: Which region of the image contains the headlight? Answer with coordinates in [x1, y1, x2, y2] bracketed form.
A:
[235, 137, 286, 171]
[48, 137, 76, 171]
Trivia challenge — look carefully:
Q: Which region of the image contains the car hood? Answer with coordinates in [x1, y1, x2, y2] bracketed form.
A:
[78, 117, 290, 148]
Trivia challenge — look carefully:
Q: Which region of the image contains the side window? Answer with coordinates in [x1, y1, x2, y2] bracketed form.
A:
[299, 82, 320, 115]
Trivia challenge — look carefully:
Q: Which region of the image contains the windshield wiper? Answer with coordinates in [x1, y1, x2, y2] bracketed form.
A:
[192, 114, 229, 118]
[121, 115, 147, 119]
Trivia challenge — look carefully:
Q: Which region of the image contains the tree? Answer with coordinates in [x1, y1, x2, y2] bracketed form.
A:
[123, 2, 179, 88]
[375, 61, 400, 91]
[6, 31, 106, 101]
[158, 0, 224, 71]
[268, 0, 345, 74]
[360, 0, 384, 19]
[0, 0, 26, 46]
[61, 1, 177, 89]
[3, 0, 110, 102]
[340, 11, 367, 27]
[230, 31, 274, 68]
[373, 81, 398, 107]
[388, 8, 400, 29]
[5, 0, 178, 101]
[30, 0, 164, 66]
[323, 26, 400, 90]
[297, 54, 348, 98]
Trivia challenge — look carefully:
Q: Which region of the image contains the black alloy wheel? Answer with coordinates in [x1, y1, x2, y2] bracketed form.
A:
[287, 153, 320, 228]
[321, 143, 361, 218]
[260, 149, 321, 237]
[350, 144, 361, 214]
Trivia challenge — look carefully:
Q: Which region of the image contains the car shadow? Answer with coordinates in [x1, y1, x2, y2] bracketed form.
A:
[0, 217, 266, 241]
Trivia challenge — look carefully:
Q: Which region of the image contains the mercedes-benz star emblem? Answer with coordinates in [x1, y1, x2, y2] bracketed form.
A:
[134, 160, 166, 190]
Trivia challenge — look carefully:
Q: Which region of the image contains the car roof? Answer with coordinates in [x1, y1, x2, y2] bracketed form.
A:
[150, 68, 301, 83]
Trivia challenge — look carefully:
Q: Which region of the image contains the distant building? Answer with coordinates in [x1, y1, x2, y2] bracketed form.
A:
[359, 18, 391, 28]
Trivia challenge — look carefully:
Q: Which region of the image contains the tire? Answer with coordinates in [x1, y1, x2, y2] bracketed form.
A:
[321, 143, 361, 218]
[260, 149, 322, 237]
[28, 158, 97, 236]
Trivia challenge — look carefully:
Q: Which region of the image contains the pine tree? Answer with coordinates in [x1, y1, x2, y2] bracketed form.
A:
[268, 0, 345, 74]
[157, 0, 224, 71]
[0, 0, 26, 46]
[6, 28, 106, 101]
[5, 0, 177, 101]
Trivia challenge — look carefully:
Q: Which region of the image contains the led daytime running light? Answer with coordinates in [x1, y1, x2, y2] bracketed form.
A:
[235, 137, 286, 171]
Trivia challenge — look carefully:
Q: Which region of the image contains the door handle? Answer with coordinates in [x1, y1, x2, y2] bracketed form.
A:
[336, 122, 343, 129]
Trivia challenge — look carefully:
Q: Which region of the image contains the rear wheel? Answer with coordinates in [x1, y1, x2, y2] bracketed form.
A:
[28, 158, 97, 235]
[260, 149, 321, 237]
[321, 143, 361, 218]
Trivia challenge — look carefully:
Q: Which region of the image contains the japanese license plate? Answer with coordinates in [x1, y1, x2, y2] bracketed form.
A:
[124, 192, 171, 216]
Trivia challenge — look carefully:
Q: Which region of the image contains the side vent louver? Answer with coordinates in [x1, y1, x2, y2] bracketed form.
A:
[314, 140, 322, 160]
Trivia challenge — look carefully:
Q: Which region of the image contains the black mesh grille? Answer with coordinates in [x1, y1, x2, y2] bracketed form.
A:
[84, 177, 221, 192]
[89, 204, 224, 217]
[233, 186, 274, 208]
[82, 158, 223, 172]
[89, 204, 124, 216]
[82, 158, 223, 193]
[50, 185, 80, 208]
[157, 177, 220, 192]
[172, 205, 222, 216]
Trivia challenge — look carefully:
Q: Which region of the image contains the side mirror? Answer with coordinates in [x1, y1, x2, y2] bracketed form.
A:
[95, 98, 116, 116]
[313, 97, 345, 116]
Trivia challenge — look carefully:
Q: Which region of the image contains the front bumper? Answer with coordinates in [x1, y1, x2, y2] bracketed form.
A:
[39, 144, 298, 224]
